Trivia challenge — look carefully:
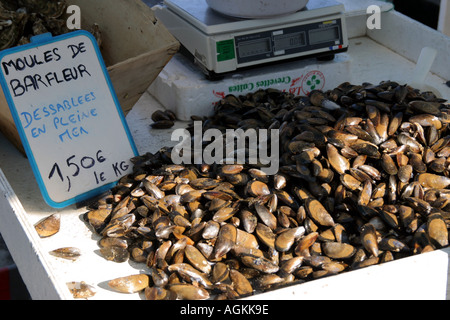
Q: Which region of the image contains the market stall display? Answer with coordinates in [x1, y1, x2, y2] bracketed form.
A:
[0, 0, 449, 301]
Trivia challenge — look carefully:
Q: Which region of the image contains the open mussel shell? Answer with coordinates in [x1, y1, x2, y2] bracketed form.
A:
[34, 214, 60, 238]
[49, 247, 81, 261]
[67, 281, 96, 299]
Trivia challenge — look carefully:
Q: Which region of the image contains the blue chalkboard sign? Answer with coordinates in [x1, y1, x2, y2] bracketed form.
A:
[0, 31, 138, 208]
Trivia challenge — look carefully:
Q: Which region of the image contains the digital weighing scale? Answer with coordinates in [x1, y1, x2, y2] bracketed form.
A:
[155, 0, 349, 78]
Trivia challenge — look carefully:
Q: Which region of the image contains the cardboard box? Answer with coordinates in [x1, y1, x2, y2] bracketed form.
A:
[0, 0, 180, 153]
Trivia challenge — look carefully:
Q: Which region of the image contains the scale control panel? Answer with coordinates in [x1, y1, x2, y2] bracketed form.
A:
[210, 17, 348, 76]
[233, 19, 345, 65]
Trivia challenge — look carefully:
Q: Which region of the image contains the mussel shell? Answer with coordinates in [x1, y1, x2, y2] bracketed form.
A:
[279, 256, 304, 275]
[149, 267, 169, 287]
[213, 223, 237, 259]
[202, 220, 220, 240]
[326, 144, 350, 174]
[100, 246, 130, 263]
[168, 283, 210, 300]
[381, 154, 398, 175]
[321, 261, 347, 273]
[49, 247, 81, 261]
[240, 254, 279, 274]
[255, 223, 276, 249]
[35, 214, 60, 238]
[85, 208, 112, 233]
[212, 206, 237, 223]
[184, 245, 212, 274]
[241, 209, 258, 234]
[352, 256, 380, 270]
[274, 227, 305, 252]
[247, 180, 271, 197]
[151, 110, 171, 122]
[418, 173, 450, 189]
[427, 213, 449, 248]
[254, 203, 277, 230]
[409, 101, 442, 116]
[248, 168, 269, 182]
[67, 281, 96, 299]
[294, 232, 319, 255]
[108, 274, 149, 293]
[378, 237, 408, 252]
[305, 199, 335, 227]
[322, 242, 356, 259]
[229, 269, 253, 296]
[191, 178, 220, 190]
[211, 262, 230, 284]
[151, 120, 175, 129]
[294, 266, 314, 278]
[235, 228, 259, 249]
[254, 274, 285, 290]
[303, 255, 332, 268]
[378, 210, 399, 229]
[145, 286, 177, 300]
[167, 263, 213, 288]
[360, 224, 379, 257]
[398, 165, 413, 183]
[351, 141, 381, 159]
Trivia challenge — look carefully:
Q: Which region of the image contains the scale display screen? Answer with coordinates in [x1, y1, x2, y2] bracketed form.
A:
[274, 32, 306, 51]
[235, 19, 343, 64]
[238, 38, 272, 58]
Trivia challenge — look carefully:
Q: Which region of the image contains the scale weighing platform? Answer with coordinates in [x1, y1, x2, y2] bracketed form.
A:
[155, 0, 349, 78]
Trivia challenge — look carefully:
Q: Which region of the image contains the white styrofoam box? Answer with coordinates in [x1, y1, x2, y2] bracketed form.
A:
[149, 53, 351, 121]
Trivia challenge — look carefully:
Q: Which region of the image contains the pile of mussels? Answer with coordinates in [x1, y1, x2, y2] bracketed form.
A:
[84, 81, 450, 300]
